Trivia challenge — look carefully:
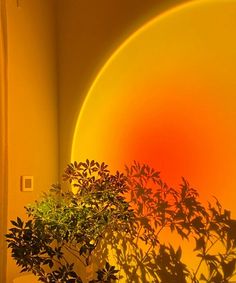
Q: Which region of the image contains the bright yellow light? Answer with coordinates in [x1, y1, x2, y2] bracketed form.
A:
[72, 0, 236, 278]
[72, 0, 236, 210]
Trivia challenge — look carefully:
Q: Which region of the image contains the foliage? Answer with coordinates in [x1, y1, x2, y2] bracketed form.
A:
[6, 160, 132, 282]
[6, 160, 236, 282]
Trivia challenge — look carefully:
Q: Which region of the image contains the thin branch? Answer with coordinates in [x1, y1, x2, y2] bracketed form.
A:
[64, 245, 87, 267]
[193, 236, 221, 280]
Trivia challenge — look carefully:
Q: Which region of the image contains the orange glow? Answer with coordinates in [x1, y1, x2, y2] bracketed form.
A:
[72, 0, 236, 221]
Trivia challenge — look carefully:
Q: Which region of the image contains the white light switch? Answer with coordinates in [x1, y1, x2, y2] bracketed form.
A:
[21, 176, 33, 192]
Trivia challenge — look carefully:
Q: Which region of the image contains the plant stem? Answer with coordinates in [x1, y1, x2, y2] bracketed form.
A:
[192, 236, 220, 280]
[129, 243, 154, 281]
[64, 244, 87, 267]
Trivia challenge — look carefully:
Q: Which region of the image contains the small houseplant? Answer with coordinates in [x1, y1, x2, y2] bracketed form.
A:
[6, 160, 236, 282]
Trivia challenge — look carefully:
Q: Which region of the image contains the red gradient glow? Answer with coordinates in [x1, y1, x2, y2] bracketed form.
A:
[72, 0, 236, 218]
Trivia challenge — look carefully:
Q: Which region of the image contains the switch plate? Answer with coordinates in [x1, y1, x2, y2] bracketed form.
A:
[21, 176, 33, 192]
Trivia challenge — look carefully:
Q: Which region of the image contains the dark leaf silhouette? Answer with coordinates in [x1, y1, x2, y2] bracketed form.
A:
[6, 160, 236, 282]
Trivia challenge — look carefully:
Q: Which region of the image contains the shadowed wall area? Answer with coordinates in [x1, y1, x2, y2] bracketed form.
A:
[71, 0, 236, 279]
[57, 0, 190, 175]
[4, 0, 190, 281]
[72, 0, 236, 216]
[5, 0, 236, 282]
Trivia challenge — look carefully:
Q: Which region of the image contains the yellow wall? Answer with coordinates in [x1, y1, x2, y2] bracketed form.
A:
[0, 1, 8, 282]
[5, 0, 192, 281]
[6, 0, 58, 282]
[57, 0, 189, 175]
[71, 1, 236, 279]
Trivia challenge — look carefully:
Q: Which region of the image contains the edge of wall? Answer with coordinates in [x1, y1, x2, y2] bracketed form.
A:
[0, 0, 8, 282]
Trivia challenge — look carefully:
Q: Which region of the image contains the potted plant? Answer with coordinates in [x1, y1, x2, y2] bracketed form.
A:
[6, 160, 236, 282]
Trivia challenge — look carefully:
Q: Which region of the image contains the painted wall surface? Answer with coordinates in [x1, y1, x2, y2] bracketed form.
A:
[6, 0, 236, 281]
[57, 0, 189, 175]
[72, 0, 236, 211]
[4, 0, 191, 281]
[71, 0, 236, 278]
[6, 0, 58, 282]
[0, 1, 8, 282]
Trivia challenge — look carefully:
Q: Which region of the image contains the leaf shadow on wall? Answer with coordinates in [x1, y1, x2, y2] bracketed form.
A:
[92, 162, 236, 283]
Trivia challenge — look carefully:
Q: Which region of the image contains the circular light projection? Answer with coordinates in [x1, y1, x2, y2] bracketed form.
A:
[72, 0, 236, 216]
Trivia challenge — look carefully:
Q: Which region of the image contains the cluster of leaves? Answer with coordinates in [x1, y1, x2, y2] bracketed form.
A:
[6, 160, 236, 282]
[6, 216, 83, 283]
[6, 160, 133, 282]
